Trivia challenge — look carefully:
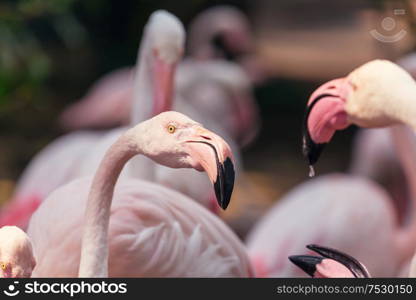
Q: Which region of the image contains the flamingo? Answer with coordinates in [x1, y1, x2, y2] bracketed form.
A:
[27, 111, 253, 277]
[187, 5, 252, 61]
[58, 6, 260, 146]
[1, 10, 184, 229]
[246, 60, 416, 277]
[0, 226, 36, 278]
[289, 244, 370, 278]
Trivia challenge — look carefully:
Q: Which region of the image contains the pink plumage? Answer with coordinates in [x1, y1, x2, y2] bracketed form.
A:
[0, 195, 42, 230]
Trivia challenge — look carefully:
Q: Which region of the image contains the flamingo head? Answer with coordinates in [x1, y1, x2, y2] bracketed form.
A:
[0, 226, 36, 278]
[303, 59, 416, 166]
[289, 244, 370, 278]
[189, 5, 252, 60]
[146, 10, 185, 115]
[211, 25, 252, 61]
[133, 111, 235, 210]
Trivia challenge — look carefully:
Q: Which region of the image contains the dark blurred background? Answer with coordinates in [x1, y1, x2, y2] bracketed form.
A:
[1, 0, 415, 231]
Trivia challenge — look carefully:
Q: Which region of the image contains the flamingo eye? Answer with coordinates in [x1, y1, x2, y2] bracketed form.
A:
[167, 125, 176, 134]
[0, 263, 6, 270]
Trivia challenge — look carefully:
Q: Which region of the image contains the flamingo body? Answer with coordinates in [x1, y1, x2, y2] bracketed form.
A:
[29, 177, 252, 277]
[247, 174, 399, 277]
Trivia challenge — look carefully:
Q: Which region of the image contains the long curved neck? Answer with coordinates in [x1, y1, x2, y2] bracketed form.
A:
[391, 125, 416, 260]
[78, 129, 142, 277]
[131, 33, 154, 125]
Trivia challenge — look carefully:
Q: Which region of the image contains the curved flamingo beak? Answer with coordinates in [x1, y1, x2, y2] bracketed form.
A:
[185, 127, 235, 210]
[303, 78, 352, 166]
[152, 56, 176, 115]
[289, 244, 370, 278]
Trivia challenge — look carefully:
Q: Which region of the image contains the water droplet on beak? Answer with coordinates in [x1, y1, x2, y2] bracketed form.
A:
[308, 165, 315, 178]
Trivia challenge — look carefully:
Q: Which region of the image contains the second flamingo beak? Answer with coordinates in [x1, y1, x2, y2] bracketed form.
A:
[289, 244, 370, 278]
[289, 255, 323, 277]
[185, 128, 235, 210]
[303, 78, 350, 166]
[153, 56, 176, 115]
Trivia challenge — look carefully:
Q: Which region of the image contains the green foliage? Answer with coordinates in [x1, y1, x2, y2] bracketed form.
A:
[0, 0, 84, 114]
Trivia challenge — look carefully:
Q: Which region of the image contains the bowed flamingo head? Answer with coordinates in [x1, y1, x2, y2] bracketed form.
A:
[131, 111, 235, 209]
[303, 59, 416, 166]
[289, 244, 370, 278]
[145, 10, 185, 114]
[0, 226, 36, 278]
[188, 5, 252, 61]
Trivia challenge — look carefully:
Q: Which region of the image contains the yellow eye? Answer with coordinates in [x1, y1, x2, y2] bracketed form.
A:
[0, 263, 6, 270]
[167, 125, 176, 134]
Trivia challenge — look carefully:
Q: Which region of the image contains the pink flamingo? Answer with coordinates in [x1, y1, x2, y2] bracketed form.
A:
[289, 244, 370, 278]
[2, 10, 184, 229]
[27, 111, 253, 277]
[187, 5, 252, 61]
[247, 60, 416, 277]
[0, 226, 36, 278]
[187, 5, 265, 84]
[58, 6, 260, 147]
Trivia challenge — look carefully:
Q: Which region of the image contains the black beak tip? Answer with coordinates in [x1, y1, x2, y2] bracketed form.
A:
[288, 255, 322, 277]
[214, 157, 235, 210]
[302, 134, 326, 166]
[302, 93, 336, 166]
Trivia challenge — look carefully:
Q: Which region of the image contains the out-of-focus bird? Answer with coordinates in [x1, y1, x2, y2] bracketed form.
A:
[187, 5, 266, 84]
[187, 5, 252, 61]
[55, 9, 260, 217]
[66, 15, 247, 211]
[247, 60, 416, 277]
[2, 10, 184, 229]
[289, 244, 370, 278]
[58, 6, 261, 147]
[0, 226, 36, 278]
[28, 112, 253, 277]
